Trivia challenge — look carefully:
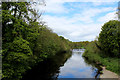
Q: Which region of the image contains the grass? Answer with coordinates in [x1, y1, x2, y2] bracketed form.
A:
[82, 42, 120, 74]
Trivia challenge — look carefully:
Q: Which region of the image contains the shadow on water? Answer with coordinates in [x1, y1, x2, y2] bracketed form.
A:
[21, 49, 102, 80]
[83, 57, 102, 78]
[21, 52, 72, 80]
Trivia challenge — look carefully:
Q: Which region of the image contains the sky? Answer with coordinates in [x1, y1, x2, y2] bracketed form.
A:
[33, 0, 119, 42]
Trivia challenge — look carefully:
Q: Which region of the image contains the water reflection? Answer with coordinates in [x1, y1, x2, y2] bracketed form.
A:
[58, 49, 100, 78]
[21, 52, 72, 80]
[21, 49, 101, 80]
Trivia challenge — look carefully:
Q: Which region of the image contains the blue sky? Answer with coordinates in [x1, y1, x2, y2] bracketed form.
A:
[34, 0, 119, 42]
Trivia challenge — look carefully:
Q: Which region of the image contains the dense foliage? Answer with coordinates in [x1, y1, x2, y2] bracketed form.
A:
[98, 20, 120, 57]
[2, 2, 71, 80]
[83, 20, 120, 74]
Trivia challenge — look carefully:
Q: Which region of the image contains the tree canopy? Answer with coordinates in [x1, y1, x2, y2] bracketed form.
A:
[2, 2, 71, 80]
[98, 20, 120, 57]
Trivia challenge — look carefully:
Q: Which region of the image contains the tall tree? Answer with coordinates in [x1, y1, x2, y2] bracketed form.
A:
[98, 20, 120, 57]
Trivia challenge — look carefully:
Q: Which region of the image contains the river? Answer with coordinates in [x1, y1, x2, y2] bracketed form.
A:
[22, 49, 101, 80]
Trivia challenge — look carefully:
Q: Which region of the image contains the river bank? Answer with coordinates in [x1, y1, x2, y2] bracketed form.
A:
[100, 67, 119, 78]
[82, 41, 119, 76]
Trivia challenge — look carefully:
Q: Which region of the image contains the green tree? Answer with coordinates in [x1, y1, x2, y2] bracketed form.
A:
[98, 20, 120, 57]
[2, 2, 72, 80]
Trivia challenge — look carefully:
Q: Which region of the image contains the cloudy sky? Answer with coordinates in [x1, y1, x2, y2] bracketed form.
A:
[34, 0, 119, 42]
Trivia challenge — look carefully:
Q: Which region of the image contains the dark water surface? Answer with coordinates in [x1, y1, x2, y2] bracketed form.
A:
[22, 49, 101, 80]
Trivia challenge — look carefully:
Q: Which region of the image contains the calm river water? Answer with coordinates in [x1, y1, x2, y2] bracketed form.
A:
[58, 49, 100, 78]
[22, 49, 101, 80]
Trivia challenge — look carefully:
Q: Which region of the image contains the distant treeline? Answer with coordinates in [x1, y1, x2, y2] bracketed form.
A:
[2, 2, 71, 80]
[83, 20, 120, 74]
[71, 41, 90, 49]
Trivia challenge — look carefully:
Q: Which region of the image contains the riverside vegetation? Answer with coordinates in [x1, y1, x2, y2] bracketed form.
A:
[2, 2, 72, 80]
[83, 20, 120, 74]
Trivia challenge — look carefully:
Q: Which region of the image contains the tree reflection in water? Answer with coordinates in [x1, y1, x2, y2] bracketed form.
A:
[22, 49, 102, 80]
[21, 52, 72, 80]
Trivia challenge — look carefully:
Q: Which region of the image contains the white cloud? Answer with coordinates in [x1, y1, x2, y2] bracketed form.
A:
[98, 11, 118, 23]
[32, 0, 118, 14]
[36, 1, 117, 41]
[32, 0, 68, 14]
[44, 2, 68, 13]
[64, 7, 116, 24]
[41, 6, 116, 41]
[42, 15, 102, 41]
[92, 2, 116, 6]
